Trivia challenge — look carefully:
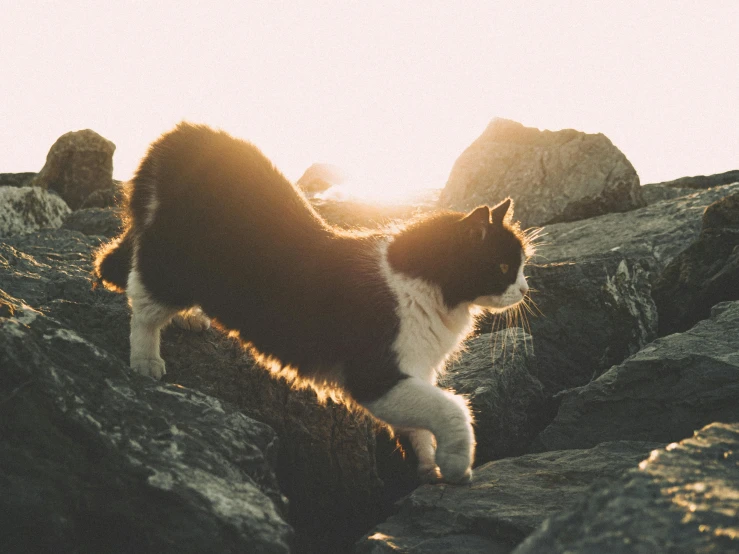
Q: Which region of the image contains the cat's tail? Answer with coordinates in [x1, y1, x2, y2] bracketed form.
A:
[93, 230, 133, 292]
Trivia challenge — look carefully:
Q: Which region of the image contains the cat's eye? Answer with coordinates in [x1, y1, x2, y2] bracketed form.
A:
[500, 263, 509, 274]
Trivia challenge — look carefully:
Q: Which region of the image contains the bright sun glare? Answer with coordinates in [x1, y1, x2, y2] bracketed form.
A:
[1, 2, 737, 204]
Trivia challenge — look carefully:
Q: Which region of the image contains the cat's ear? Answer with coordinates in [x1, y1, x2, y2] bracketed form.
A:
[491, 198, 513, 226]
[460, 206, 490, 241]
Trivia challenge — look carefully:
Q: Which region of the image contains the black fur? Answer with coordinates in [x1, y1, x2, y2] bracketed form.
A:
[93, 230, 133, 291]
[387, 203, 524, 308]
[96, 123, 525, 402]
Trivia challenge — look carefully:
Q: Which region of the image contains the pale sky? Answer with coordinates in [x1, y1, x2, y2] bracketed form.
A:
[1, 1, 737, 202]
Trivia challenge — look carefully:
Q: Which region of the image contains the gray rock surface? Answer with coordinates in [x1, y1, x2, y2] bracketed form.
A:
[481, 252, 658, 395]
[640, 183, 694, 204]
[653, 192, 739, 335]
[440, 329, 549, 463]
[535, 183, 739, 272]
[535, 301, 739, 452]
[439, 119, 644, 227]
[0, 172, 36, 187]
[0, 186, 71, 237]
[28, 129, 116, 210]
[62, 207, 124, 238]
[647, 169, 739, 190]
[515, 422, 739, 554]
[0, 227, 414, 554]
[356, 441, 660, 554]
[0, 291, 292, 553]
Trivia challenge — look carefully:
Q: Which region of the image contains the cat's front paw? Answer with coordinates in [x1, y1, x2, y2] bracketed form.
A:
[131, 357, 166, 379]
[436, 446, 473, 484]
[173, 308, 211, 332]
[417, 463, 443, 484]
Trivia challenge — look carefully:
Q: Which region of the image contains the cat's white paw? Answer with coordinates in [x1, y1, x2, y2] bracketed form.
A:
[436, 445, 473, 484]
[173, 308, 211, 332]
[417, 463, 443, 484]
[131, 357, 166, 380]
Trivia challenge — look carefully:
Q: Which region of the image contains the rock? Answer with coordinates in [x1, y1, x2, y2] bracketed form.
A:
[653, 192, 739, 335]
[357, 441, 660, 553]
[438, 119, 644, 228]
[0, 292, 292, 553]
[482, 252, 658, 395]
[440, 329, 550, 463]
[78, 180, 124, 209]
[534, 301, 739, 452]
[28, 129, 116, 210]
[296, 163, 346, 196]
[647, 169, 739, 190]
[536, 183, 739, 272]
[0, 228, 414, 554]
[0, 172, 36, 187]
[62, 207, 124, 238]
[515, 422, 739, 554]
[640, 183, 694, 204]
[314, 198, 431, 229]
[0, 186, 71, 237]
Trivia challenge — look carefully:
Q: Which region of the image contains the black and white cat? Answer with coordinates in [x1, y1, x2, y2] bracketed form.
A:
[95, 123, 530, 484]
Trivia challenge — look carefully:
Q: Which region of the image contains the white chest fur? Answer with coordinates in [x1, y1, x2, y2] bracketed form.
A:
[378, 242, 475, 383]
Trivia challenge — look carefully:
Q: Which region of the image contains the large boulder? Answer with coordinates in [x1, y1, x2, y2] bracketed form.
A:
[653, 192, 739, 335]
[438, 119, 644, 227]
[481, 252, 658, 395]
[530, 253, 657, 393]
[296, 163, 346, 196]
[440, 329, 550, 463]
[356, 441, 660, 553]
[0, 186, 70, 237]
[534, 301, 739, 452]
[0, 227, 414, 554]
[536, 183, 739, 272]
[28, 129, 116, 210]
[0, 292, 292, 553]
[515, 422, 739, 554]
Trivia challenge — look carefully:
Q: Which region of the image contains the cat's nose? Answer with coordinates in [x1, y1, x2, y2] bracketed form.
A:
[519, 282, 529, 297]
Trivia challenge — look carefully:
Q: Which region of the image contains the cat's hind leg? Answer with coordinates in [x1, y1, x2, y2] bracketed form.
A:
[127, 269, 180, 379]
[173, 306, 211, 332]
[364, 377, 475, 484]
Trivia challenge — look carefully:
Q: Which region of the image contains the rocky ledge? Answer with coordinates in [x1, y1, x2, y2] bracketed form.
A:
[1, 128, 738, 553]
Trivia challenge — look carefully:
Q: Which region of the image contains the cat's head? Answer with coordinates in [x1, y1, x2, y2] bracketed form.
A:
[450, 199, 530, 311]
[387, 198, 532, 311]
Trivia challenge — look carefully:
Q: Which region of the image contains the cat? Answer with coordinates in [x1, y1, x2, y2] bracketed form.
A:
[94, 123, 531, 484]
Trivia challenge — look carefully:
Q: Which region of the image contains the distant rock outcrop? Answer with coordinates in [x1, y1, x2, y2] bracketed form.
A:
[0, 186, 70, 237]
[28, 129, 116, 210]
[0, 172, 36, 188]
[534, 301, 739, 452]
[516, 422, 739, 554]
[641, 169, 739, 205]
[296, 163, 345, 196]
[61, 207, 124, 238]
[647, 168, 739, 190]
[653, 192, 739, 335]
[438, 119, 644, 227]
